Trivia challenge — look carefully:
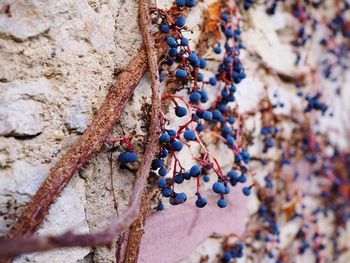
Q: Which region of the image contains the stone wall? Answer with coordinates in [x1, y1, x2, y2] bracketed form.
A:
[0, 0, 349, 262]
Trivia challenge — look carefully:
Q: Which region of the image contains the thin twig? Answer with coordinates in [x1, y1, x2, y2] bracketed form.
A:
[0, 32, 169, 258]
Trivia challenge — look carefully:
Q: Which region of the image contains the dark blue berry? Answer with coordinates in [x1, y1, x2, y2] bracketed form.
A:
[196, 123, 205, 132]
[152, 159, 164, 170]
[157, 178, 167, 189]
[118, 151, 138, 164]
[209, 77, 218, 86]
[242, 186, 251, 196]
[214, 46, 222, 54]
[175, 106, 187, 117]
[238, 175, 247, 183]
[161, 24, 170, 33]
[176, 16, 186, 27]
[168, 47, 178, 57]
[190, 165, 201, 177]
[180, 37, 189, 46]
[203, 111, 213, 121]
[159, 132, 171, 143]
[167, 129, 177, 136]
[166, 37, 177, 47]
[159, 166, 168, 176]
[171, 140, 184, 151]
[203, 174, 210, 182]
[188, 53, 199, 66]
[190, 92, 201, 103]
[162, 188, 173, 197]
[175, 174, 184, 184]
[185, 0, 196, 7]
[196, 197, 207, 208]
[175, 192, 187, 204]
[199, 58, 207, 69]
[184, 129, 196, 140]
[212, 181, 225, 194]
[217, 198, 228, 208]
[156, 202, 164, 211]
[176, 0, 185, 7]
[183, 172, 192, 180]
[176, 69, 187, 79]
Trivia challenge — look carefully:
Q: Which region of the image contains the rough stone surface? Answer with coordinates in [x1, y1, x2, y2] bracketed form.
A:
[0, 0, 349, 263]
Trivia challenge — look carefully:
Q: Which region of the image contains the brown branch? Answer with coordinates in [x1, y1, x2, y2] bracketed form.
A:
[119, 2, 163, 262]
[122, 1, 163, 262]
[0, 32, 168, 258]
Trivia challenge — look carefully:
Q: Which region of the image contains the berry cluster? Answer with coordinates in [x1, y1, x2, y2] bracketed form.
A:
[145, 1, 253, 209]
[222, 242, 245, 262]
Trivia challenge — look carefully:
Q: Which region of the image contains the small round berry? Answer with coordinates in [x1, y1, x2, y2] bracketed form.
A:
[214, 46, 222, 54]
[176, 16, 186, 27]
[224, 185, 230, 194]
[156, 202, 165, 211]
[228, 116, 236, 124]
[203, 175, 210, 182]
[175, 174, 184, 184]
[202, 111, 213, 121]
[217, 198, 228, 208]
[200, 91, 209, 103]
[185, 0, 196, 7]
[162, 188, 173, 197]
[222, 125, 231, 134]
[230, 85, 237, 93]
[167, 129, 177, 136]
[237, 242, 244, 250]
[197, 73, 204, 82]
[175, 69, 187, 79]
[224, 57, 233, 64]
[166, 37, 177, 47]
[151, 159, 164, 170]
[196, 197, 207, 208]
[184, 129, 196, 141]
[199, 58, 207, 69]
[175, 106, 187, 117]
[160, 148, 168, 158]
[171, 140, 184, 151]
[118, 151, 138, 164]
[161, 24, 170, 33]
[223, 252, 232, 262]
[212, 182, 225, 194]
[238, 175, 247, 183]
[188, 53, 199, 67]
[190, 92, 201, 103]
[158, 166, 168, 176]
[242, 187, 251, 196]
[209, 77, 218, 86]
[175, 192, 187, 204]
[196, 123, 205, 132]
[221, 12, 230, 22]
[167, 57, 174, 66]
[227, 170, 238, 180]
[225, 29, 234, 38]
[159, 132, 171, 143]
[180, 37, 189, 46]
[176, 0, 185, 7]
[183, 172, 191, 180]
[212, 110, 222, 120]
[190, 165, 201, 177]
[157, 178, 167, 189]
[168, 47, 178, 57]
[227, 136, 235, 145]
